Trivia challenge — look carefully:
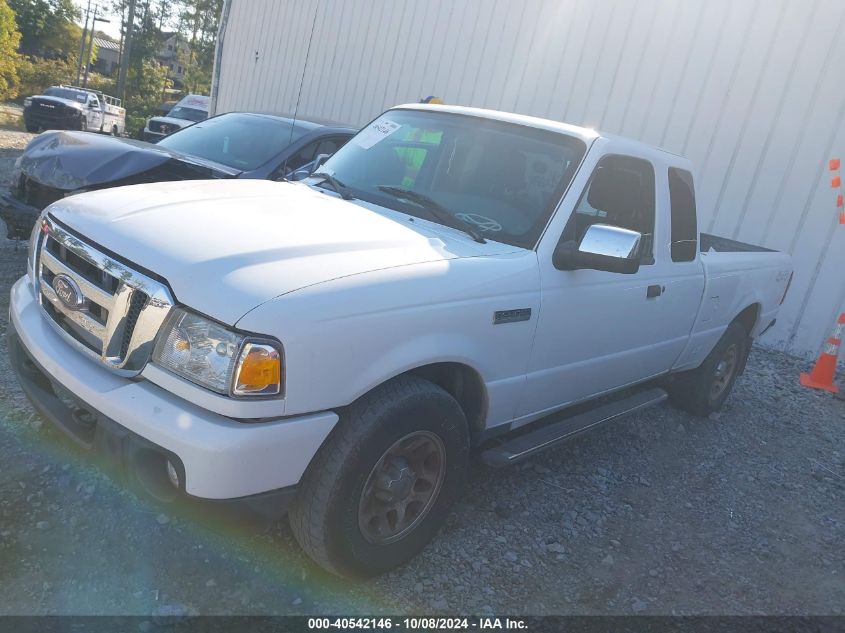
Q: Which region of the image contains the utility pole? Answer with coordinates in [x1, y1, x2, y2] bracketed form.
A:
[82, 5, 97, 88]
[117, 1, 127, 71]
[82, 9, 110, 89]
[75, 0, 93, 85]
[117, 0, 137, 102]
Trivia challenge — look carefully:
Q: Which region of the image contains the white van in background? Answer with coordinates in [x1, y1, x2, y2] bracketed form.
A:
[142, 94, 210, 142]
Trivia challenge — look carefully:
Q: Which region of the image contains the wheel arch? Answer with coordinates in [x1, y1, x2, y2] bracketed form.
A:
[406, 362, 488, 445]
[729, 303, 760, 375]
[732, 303, 761, 336]
[340, 361, 490, 446]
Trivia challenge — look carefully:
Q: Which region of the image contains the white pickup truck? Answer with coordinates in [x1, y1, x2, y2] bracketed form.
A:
[9, 104, 793, 577]
[23, 85, 126, 136]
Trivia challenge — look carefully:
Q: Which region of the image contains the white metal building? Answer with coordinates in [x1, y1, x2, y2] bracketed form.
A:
[211, 0, 845, 358]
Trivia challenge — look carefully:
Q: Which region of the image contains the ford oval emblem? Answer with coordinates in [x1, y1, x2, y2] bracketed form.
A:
[52, 274, 84, 310]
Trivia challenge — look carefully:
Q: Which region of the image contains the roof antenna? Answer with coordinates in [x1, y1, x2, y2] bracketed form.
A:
[281, 0, 320, 180]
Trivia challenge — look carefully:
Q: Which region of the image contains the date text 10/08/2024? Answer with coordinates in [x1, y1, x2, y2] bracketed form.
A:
[307, 617, 528, 630]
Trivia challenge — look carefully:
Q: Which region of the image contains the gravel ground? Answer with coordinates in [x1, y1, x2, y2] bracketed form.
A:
[0, 133, 842, 616]
[0, 129, 33, 189]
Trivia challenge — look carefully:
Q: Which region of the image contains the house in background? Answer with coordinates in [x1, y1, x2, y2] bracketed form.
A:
[91, 36, 120, 76]
[158, 32, 193, 89]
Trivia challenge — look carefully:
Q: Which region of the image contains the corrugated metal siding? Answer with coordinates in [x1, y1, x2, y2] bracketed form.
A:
[213, 0, 845, 357]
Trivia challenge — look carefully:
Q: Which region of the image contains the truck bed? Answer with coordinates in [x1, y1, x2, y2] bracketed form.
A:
[700, 233, 775, 253]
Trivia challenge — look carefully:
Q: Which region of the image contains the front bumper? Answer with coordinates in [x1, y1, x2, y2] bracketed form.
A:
[24, 108, 84, 131]
[8, 276, 338, 505]
[0, 190, 40, 239]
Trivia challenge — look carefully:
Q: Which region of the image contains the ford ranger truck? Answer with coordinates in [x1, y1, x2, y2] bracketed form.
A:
[8, 104, 793, 578]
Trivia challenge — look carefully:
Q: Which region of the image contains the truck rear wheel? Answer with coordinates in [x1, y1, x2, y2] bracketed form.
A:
[667, 321, 748, 417]
[25, 124, 38, 133]
[289, 375, 469, 578]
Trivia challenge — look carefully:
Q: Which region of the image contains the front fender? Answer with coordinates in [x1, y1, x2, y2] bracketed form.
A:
[235, 256, 541, 428]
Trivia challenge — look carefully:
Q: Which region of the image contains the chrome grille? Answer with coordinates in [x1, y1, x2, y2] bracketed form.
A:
[148, 120, 169, 134]
[36, 216, 174, 375]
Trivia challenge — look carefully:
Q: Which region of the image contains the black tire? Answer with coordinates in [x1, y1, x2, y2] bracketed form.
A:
[668, 321, 748, 417]
[111, 125, 119, 136]
[289, 375, 470, 578]
[25, 124, 38, 133]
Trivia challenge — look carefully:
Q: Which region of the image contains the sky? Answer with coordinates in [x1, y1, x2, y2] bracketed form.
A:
[71, 0, 123, 40]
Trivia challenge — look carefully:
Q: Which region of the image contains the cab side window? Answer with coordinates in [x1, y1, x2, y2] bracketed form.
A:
[668, 167, 697, 262]
[278, 136, 350, 177]
[566, 154, 656, 262]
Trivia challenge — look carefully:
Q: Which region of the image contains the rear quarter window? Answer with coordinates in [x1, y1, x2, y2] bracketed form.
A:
[668, 167, 697, 262]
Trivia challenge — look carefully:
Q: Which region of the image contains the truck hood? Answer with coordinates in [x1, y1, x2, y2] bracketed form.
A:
[148, 116, 197, 128]
[32, 95, 84, 111]
[19, 130, 239, 191]
[48, 179, 516, 325]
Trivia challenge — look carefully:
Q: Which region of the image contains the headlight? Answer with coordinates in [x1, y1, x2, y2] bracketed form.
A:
[23, 98, 31, 107]
[152, 308, 282, 397]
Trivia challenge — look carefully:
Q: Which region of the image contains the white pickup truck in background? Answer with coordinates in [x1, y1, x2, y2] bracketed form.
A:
[22, 85, 126, 136]
[8, 104, 793, 577]
[142, 94, 210, 142]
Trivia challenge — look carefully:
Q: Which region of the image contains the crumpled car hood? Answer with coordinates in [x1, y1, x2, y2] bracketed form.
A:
[19, 131, 239, 191]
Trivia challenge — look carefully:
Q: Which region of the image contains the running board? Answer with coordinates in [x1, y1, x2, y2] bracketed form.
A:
[480, 387, 668, 467]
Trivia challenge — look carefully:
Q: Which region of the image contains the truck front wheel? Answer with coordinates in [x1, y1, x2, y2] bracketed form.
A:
[667, 321, 748, 417]
[289, 375, 470, 578]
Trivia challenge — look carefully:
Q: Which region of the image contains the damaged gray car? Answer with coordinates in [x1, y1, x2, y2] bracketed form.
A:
[1, 111, 355, 239]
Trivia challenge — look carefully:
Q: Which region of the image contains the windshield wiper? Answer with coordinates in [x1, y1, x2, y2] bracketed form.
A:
[312, 171, 354, 200]
[377, 185, 486, 244]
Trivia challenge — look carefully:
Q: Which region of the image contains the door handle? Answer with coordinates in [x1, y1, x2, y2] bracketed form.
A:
[646, 284, 663, 298]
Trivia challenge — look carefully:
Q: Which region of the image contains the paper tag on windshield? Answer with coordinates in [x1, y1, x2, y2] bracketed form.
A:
[353, 119, 401, 149]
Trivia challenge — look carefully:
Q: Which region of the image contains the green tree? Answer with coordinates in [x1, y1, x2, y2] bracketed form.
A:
[0, 0, 22, 100]
[15, 55, 75, 100]
[124, 57, 169, 133]
[8, 0, 79, 57]
[179, 0, 223, 94]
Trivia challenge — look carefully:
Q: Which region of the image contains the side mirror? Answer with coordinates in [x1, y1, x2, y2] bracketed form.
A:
[88, 103, 97, 109]
[553, 224, 642, 274]
[287, 153, 333, 181]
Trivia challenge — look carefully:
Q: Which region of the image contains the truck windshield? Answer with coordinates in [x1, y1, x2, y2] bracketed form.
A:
[316, 109, 587, 249]
[157, 112, 309, 170]
[168, 106, 208, 122]
[43, 87, 87, 103]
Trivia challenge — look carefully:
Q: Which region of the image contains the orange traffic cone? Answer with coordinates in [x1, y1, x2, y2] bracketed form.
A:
[800, 313, 845, 393]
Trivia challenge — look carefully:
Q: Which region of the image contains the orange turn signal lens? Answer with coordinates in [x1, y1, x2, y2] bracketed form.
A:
[233, 343, 281, 396]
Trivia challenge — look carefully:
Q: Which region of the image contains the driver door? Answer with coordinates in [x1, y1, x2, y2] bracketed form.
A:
[87, 95, 103, 131]
[516, 153, 698, 422]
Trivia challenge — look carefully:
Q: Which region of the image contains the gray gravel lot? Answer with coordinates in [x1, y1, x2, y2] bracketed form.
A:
[0, 132, 842, 616]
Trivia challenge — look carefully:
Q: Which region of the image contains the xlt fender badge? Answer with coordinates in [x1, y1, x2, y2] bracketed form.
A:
[494, 308, 531, 325]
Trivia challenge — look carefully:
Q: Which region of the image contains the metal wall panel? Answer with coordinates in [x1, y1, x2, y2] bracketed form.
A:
[213, 0, 845, 357]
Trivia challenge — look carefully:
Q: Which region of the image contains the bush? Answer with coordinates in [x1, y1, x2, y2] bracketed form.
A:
[14, 55, 75, 101]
